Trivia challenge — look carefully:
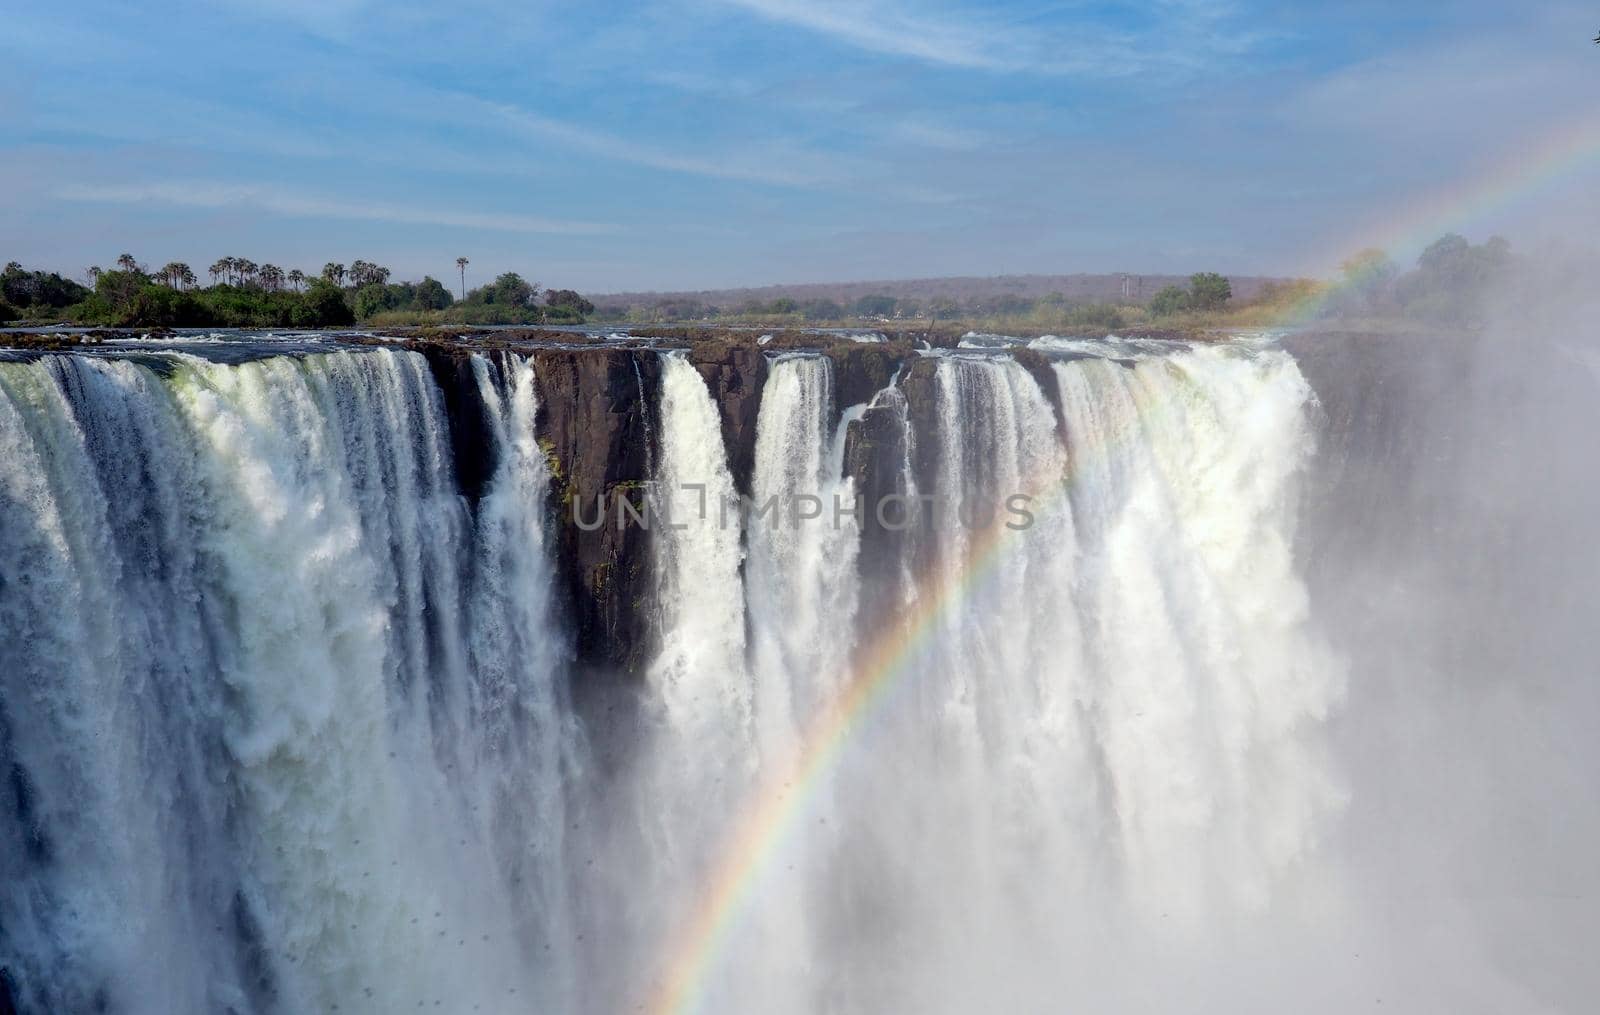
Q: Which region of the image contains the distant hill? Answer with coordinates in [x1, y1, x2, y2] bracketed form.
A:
[587, 272, 1293, 314]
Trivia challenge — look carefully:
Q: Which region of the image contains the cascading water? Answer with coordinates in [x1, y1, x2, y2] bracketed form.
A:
[0, 349, 568, 1013]
[745, 355, 861, 751]
[2, 337, 1351, 1015]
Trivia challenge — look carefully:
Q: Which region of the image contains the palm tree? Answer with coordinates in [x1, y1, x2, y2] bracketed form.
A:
[323, 262, 346, 286]
[287, 269, 305, 292]
[456, 257, 469, 300]
[180, 266, 198, 290]
[159, 262, 191, 289]
[115, 253, 139, 273]
[208, 259, 227, 285]
[260, 264, 284, 291]
[87, 266, 103, 283]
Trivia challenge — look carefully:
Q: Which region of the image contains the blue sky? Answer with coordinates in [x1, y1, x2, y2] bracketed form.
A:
[2, 1, 1597, 291]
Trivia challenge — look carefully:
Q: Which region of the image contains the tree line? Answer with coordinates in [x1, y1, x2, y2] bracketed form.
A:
[0, 255, 594, 328]
[1325, 233, 1514, 325]
[596, 278, 1234, 327]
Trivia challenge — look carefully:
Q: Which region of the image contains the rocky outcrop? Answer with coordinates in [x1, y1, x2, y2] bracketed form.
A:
[842, 386, 917, 636]
[1011, 347, 1066, 442]
[405, 330, 1090, 684]
[897, 357, 944, 499]
[824, 342, 910, 420]
[417, 347, 498, 502]
[412, 340, 662, 682]
[529, 348, 661, 681]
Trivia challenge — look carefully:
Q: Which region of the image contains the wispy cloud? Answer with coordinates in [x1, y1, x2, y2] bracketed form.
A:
[56, 181, 618, 235]
[711, 0, 1251, 76]
[885, 118, 988, 151]
[476, 97, 846, 188]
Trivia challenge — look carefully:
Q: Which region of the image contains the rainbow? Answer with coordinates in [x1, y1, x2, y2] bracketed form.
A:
[1274, 113, 1600, 327]
[644, 535, 1020, 1013]
[644, 110, 1600, 1015]
[643, 393, 1107, 1015]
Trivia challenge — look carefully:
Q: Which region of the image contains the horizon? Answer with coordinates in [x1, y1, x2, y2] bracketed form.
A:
[5, 3, 1598, 292]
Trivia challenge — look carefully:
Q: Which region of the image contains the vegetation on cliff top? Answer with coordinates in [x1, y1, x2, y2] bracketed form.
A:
[579, 234, 1517, 338]
[1, 232, 1514, 338]
[0, 256, 591, 329]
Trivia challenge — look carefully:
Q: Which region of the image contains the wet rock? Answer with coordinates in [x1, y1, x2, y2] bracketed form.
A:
[530, 348, 661, 680]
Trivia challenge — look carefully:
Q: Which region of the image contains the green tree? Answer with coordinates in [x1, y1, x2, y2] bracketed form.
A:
[544, 288, 593, 316]
[1149, 285, 1190, 316]
[455, 256, 469, 300]
[1396, 233, 1512, 324]
[304, 279, 355, 325]
[348, 260, 390, 288]
[353, 283, 394, 319]
[322, 262, 346, 286]
[4, 265, 90, 309]
[490, 272, 538, 307]
[94, 268, 147, 313]
[414, 276, 453, 310]
[1187, 272, 1232, 311]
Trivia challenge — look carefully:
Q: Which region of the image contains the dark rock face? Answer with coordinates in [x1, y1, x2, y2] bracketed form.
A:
[897, 357, 944, 500]
[407, 340, 663, 682]
[1011, 347, 1066, 441]
[842, 387, 917, 637]
[416, 346, 498, 503]
[685, 342, 768, 496]
[529, 348, 661, 681]
[824, 343, 908, 422]
[403, 332, 1090, 685]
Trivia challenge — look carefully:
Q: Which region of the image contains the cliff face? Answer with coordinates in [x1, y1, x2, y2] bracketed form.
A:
[414, 342, 663, 680]
[529, 348, 661, 680]
[841, 386, 916, 635]
[418, 348, 498, 503]
[412, 334, 1104, 681]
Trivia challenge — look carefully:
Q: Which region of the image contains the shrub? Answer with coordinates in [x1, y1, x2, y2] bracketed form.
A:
[1148, 285, 1190, 316]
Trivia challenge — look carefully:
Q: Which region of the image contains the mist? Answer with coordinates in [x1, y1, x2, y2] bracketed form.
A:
[1267, 244, 1600, 1012]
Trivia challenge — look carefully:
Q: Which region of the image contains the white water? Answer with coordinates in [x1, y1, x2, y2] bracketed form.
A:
[746, 356, 861, 751]
[617, 347, 1343, 1014]
[0, 350, 568, 1013]
[3, 340, 1354, 1014]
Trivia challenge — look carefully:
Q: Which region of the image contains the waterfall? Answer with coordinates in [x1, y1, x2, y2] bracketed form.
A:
[0, 350, 570, 1014]
[647, 354, 753, 755]
[1, 339, 1348, 1015]
[653, 349, 1341, 1013]
[1051, 348, 1344, 923]
[745, 355, 861, 751]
